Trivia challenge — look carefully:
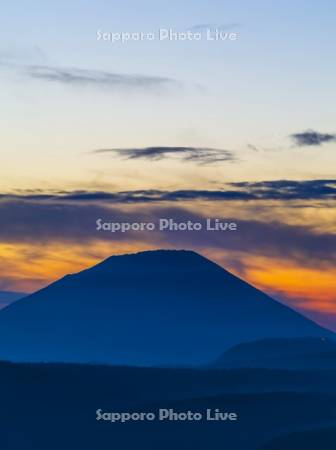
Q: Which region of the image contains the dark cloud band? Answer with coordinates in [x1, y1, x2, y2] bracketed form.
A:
[1, 179, 335, 203]
[0, 201, 335, 268]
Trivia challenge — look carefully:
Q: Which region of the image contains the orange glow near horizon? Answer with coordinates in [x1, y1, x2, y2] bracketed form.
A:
[242, 257, 336, 321]
[0, 241, 335, 331]
[0, 242, 154, 292]
[248, 263, 336, 313]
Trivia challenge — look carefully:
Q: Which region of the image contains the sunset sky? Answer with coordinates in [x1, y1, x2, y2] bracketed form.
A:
[1, 0, 335, 330]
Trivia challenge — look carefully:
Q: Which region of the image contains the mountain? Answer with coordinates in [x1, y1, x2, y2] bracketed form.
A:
[0, 250, 333, 366]
[0, 290, 26, 307]
[211, 337, 336, 370]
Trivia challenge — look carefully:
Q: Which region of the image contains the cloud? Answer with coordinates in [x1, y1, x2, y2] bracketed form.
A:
[291, 130, 336, 147]
[93, 146, 236, 164]
[156, 207, 336, 266]
[1, 179, 335, 204]
[1, 59, 180, 92]
[0, 45, 47, 65]
[0, 189, 253, 203]
[0, 200, 335, 268]
[229, 179, 336, 201]
[247, 144, 261, 152]
[24, 65, 180, 91]
[189, 23, 240, 32]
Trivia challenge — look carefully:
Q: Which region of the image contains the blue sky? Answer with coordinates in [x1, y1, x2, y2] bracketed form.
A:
[1, 0, 335, 191]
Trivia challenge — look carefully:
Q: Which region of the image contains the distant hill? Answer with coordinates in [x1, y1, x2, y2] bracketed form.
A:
[0, 250, 333, 366]
[211, 337, 336, 370]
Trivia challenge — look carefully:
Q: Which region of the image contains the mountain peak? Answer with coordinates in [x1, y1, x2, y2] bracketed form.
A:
[87, 249, 211, 274]
[99, 248, 203, 262]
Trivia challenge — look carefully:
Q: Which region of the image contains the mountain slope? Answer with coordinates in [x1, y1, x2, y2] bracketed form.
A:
[0, 290, 26, 308]
[0, 250, 332, 365]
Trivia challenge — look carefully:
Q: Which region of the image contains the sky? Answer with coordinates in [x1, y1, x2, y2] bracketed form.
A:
[0, 0, 336, 330]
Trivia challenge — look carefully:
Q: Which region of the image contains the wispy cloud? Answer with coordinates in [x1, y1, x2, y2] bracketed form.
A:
[0, 46, 47, 65]
[1, 180, 335, 204]
[93, 146, 236, 164]
[1, 60, 180, 92]
[0, 46, 180, 92]
[24, 65, 180, 91]
[291, 130, 336, 147]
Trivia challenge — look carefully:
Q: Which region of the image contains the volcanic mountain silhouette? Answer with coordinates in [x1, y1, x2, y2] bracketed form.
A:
[0, 250, 333, 366]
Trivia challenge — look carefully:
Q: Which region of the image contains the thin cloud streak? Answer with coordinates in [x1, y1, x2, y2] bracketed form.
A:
[93, 146, 236, 164]
[1, 60, 181, 92]
[26, 65, 180, 90]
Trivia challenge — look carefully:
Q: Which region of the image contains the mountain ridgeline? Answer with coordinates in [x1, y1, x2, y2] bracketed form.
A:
[0, 250, 333, 366]
[0, 290, 25, 307]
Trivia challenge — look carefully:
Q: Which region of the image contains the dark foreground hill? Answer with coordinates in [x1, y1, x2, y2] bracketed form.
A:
[1, 361, 336, 450]
[258, 428, 336, 450]
[0, 250, 333, 365]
